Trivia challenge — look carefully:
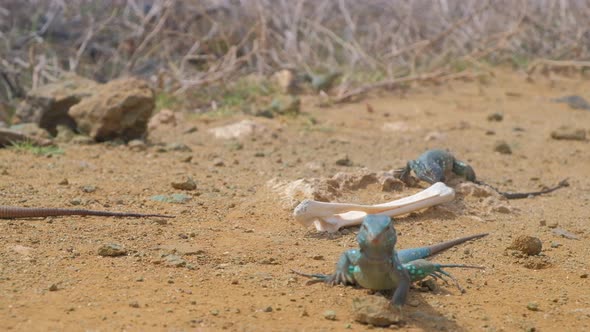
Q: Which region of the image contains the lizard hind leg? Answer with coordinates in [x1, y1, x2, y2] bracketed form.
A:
[404, 260, 484, 292]
[422, 162, 445, 184]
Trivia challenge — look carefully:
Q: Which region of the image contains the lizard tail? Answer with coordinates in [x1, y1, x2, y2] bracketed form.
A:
[397, 233, 488, 263]
[438, 264, 485, 269]
[427, 233, 488, 256]
[0, 206, 174, 219]
[474, 178, 569, 200]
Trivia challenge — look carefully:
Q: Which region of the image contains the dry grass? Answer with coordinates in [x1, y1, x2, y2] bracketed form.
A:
[1, 0, 589, 104]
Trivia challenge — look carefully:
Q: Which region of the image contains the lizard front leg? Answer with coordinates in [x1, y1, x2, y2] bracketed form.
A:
[398, 162, 413, 184]
[391, 254, 411, 308]
[326, 249, 360, 286]
[452, 160, 476, 182]
[292, 249, 360, 286]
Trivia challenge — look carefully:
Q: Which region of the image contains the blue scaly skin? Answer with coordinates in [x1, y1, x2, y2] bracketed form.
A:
[399, 149, 568, 199]
[399, 149, 476, 184]
[292, 215, 486, 308]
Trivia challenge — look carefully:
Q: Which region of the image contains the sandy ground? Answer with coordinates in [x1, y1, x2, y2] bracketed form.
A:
[0, 69, 589, 331]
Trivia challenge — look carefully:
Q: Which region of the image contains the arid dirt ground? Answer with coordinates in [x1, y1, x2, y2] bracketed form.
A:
[1, 69, 589, 331]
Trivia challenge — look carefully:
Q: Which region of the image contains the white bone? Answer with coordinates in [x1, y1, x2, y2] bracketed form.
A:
[293, 182, 455, 233]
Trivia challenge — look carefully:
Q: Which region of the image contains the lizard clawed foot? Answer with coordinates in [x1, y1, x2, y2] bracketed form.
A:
[326, 271, 355, 286]
[290, 269, 348, 286]
[431, 264, 485, 293]
[430, 270, 465, 293]
[290, 269, 355, 286]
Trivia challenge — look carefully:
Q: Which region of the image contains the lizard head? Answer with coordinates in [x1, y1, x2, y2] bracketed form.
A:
[357, 215, 397, 255]
[410, 160, 443, 184]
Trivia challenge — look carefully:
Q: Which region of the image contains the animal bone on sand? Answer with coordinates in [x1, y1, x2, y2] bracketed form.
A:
[293, 182, 455, 233]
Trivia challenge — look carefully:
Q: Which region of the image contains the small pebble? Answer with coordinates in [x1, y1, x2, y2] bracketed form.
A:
[97, 243, 128, 257]
[487, 112, 503, 121]
[408, 299, 420, 307]
[163, 254, 187, 267]
[183, 126, 198, 134]
[127, 139, 147, 151]
[507, 235, 542, 256]
[129, 301, 140, 308]
[171, 176, 197, 191]
[323, 310, 337, 321]
[527, 302, 539, 311]
[212, 158, 225, 167]
[352, 296, 401, 326]
[580, 273, 588, 279]
[420, 279, 437, 292]
[424, 131, 446, 141]
[494, 141, 512, 154]
[335, 154, 352, 166]
[150, 194, 191, 204]
[262, 306, 273, 312]
[552, 95, 590, 110]
[48, 284, 58, 291]
[552, 228, 579, 240]
[71, 136, 94, 145]
[164, 142, 192, 152]
[58, 178, 69, 185]
[81, 185, 96, 193]
[180, 155, 193, 163]
[551, 126, 586, 141]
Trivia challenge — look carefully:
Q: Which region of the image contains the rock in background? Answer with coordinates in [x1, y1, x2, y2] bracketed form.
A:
[13, 75, 155, 142]
[69, 78, 154, 142]
[14, 74, 97, 135]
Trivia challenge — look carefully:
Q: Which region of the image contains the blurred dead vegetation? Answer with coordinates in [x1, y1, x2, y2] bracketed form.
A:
[1, 0, 590, 116]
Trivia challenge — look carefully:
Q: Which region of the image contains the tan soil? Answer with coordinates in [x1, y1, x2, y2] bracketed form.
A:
[1, 69, 589, 331]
